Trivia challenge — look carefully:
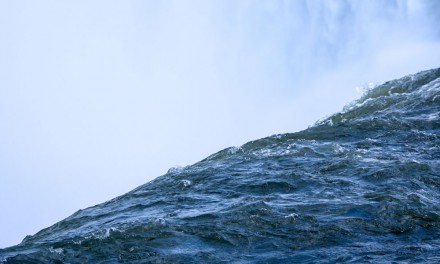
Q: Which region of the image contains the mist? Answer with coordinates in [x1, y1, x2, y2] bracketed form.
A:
[1, 0, 439, 248]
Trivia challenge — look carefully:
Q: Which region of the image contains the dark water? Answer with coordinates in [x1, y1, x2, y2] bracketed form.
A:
[1, 68, 440, 263]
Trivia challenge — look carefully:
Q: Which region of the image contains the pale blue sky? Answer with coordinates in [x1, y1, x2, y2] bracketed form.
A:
[1, 0, 439, 248]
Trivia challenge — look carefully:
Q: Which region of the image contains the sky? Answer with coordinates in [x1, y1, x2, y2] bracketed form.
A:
[1, 0, 440, 248]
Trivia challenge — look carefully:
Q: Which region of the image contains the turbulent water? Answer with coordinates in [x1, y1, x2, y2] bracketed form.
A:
[1, 68, 440, 263]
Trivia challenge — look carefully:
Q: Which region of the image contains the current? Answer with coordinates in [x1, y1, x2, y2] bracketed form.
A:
[1, 68, 440, 263]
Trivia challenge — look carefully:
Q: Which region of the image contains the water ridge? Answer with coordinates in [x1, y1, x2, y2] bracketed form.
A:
[1, 68, 440, 263]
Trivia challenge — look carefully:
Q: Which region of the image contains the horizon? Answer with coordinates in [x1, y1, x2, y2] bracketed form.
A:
[1, 0, 440, 248]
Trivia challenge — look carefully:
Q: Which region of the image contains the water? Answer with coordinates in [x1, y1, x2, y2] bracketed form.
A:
[1, 68, 440, 263]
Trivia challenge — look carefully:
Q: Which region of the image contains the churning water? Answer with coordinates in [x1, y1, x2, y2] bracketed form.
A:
[1, 68, 440, 263]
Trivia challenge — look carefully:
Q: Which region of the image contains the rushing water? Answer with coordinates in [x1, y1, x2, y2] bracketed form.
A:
[1, 68, 440, 263]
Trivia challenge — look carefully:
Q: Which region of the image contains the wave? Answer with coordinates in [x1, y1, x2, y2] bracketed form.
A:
[1, 68, 440, 263]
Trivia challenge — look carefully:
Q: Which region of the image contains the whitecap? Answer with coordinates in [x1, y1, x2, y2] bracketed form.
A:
[284, 213, 299, 219]
[167, 165, 184, 174]
[48, 247, 64, 255]
[181, 180, 192, 187]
